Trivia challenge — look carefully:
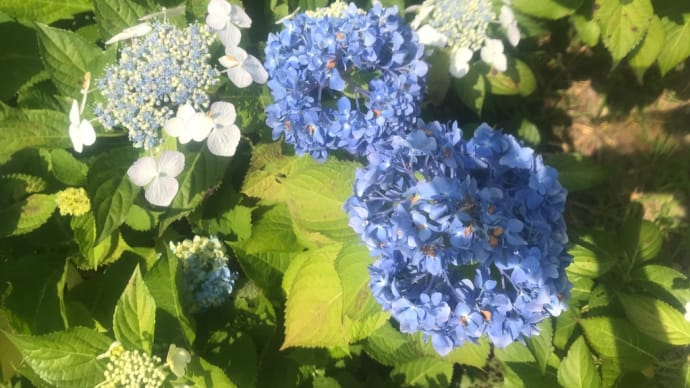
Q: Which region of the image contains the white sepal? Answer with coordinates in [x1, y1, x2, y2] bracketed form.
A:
[207, 124, 241, 157]
[68, 99, 96, 153]
[416, 25, 447, 48]
[126, 156, 158, 186]
[480, 38, 507, 72]
[127, 150, 185, 207]
[448, 47, 474, 78]
[105, 23, 152, 45]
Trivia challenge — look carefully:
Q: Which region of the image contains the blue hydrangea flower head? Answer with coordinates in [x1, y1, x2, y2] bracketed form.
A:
[170, 235, 237, 312]
[344, 121, 571, 354]
[264, 2, 428, 161]
[94, 22, 220, 149]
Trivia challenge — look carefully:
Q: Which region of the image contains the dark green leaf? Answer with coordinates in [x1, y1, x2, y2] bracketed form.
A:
[0, 23, 43, 100]
[113, 265, 156, 353]
[544, 153, 607, 192]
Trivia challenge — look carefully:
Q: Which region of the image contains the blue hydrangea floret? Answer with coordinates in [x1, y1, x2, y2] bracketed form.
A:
[264, 2, 428, 161]
[94, 21, 220, 149]
[344, 121, 571, 354]
[170, 236, 237, 312]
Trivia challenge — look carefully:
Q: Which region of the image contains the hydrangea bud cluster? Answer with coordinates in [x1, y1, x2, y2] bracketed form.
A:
[410, 0, 520, 77]
[264, 2, 428, 161]
[94, 22, 219, 149]
[344, 121, 570, 354]
[170, 236, 237, 312]
[55, 187, 91, 216]
[99, 342, 167, 387]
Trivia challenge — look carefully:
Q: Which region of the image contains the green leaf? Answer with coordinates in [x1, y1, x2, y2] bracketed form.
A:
[453, 64, 486, 115]
[229, 204, 305, 300]
[3, 327, 111, 388]
[516, 118, 542, 147]
[622, 219, 662, 266]
[0, 0, 92, 24]
[0, 193, 56, 237]
[124, 203, 160, 232]
[557, 336, 601, 388]
[0, 111, 71, 163]
[594, 0, 654, 63]
[511, 0, 583, 19]
[544, 153, 607, 192]
[580, 317, 662, 370]
[571, 1, 601, 47]
[49, 149, 88, 186]
[143, 249, 195, 346]
[87, 147, 139, 245]
[485, 59, 536, 96]
[281, 243, 349, 349]
[0, 23, 43, 100]
[390, 357, 453, 387]
[525, 319, 554, 375]
[629, 16, 665, 82]
[187, 356, 238, 387]
[495, 341, 560, 387]
[113, 265, 156, 354]
[93, 0, 149, 40]
[426, 50, 451, 105]
[35, 23, 104, 97]
[444, 338, 491, 368]
[567, 234, 617, 278]
[554, 307, 580, 351]
[618, 293, 690, 345]
[70, 213, 129, 269]
[657, 17, 690, 75]
[631, 264, 690, 306]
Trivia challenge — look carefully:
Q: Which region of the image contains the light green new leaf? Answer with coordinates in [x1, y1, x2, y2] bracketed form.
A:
[390, 357, 454, 387]
[35, 23, 103, 97]
[557, 336, 601, 388]
[113, 265, 156, 354]
[144, 250, 195, 346]
[629, 16, 665, 82]
[4, 327, 111, 388]
[618, 293, 690, 345]
[657, 17, 690, 75]
[631, 264, 690, 306]
[281, 243, 349, 349]
[93, 0, 149, 40]
[0, 0, 92, 24]
[511, 0, 583, 19]
[485, 59, 536, 96]
[594, 0, 654, 63]
[0, 23, 43, 100]
[0, 193, 56, 237]
[571, 10, 601, 47]
[580, 317, 663, 370]
[525, 319, 554, 375]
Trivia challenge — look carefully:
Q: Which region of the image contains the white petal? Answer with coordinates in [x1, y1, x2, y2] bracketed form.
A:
[499, 6, 515, 27]
[164, 117, 186, 138]
[69, 123, 83, 153]
[226, 67, 252, 88]
[449, 47, 473, 78]
[145, 176, 179, 207]
[217, 23, 241, 48]
[224, 45, 248, 65]
[176, 103, 196, 119]
[127, 157, 157, 186]
[507, 22, 520, 46]
[481, 39, 507, 72]
[210, 101, 236, 127]
[79, 120, 96, 146]
[207, 125, 241, 157]
[105, 23, 152, 45]
[156, 150, 185, 178]
[69, 99, 80, 125]
[243, 54, 268, 84]
[229, 4, 252, 28]
[206, 0, 231, 30]
[417, 25, 447, 47]
[187, 113, 214, 142]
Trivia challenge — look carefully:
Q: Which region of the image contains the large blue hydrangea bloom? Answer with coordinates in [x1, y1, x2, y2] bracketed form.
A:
[264, 3, 428, 161]
[344, 121, 571, 354]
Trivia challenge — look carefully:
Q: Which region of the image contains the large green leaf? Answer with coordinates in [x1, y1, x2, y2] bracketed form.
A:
[594, 0, 654, 63]
[628, 16, 665, 82]
[143, 250, 195, 346]
[113, 265, 156, 354]
[390, 357, 453, 387]
[580, 317, 663, 370]
[618, 293, 690, 345]
[511, 0, 583, 19]
[49, 149, 88, 186]
[622, 219, 662, 266]
[0, 0, 92, 24]
[567, 234, 617, 278]
[525, 319, 554, 375]
[87, 147, 139, 245]
[453, 64, 486, 115]
[554, 307, 580, 351]
[631, 264, 690, 306]
[35, 23, 103, 97]
[93, 0, 149, 40]
[485, 59, 536, 96]
[0, 110, 71, 164]
[0, 193, 56, 237]
[495, 341, 560, 387]
[0, 23, 43, 100]
[557, 336, 601, 388]
[187, 356, 238, 387]
[70, 212, 129, 269]
[4, 327, 111, 388]
[544, 153, 607, 192]
[657, 16, 690, 75]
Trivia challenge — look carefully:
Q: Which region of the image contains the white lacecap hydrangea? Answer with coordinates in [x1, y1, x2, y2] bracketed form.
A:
[304, 0, 364, 18]
[409, 0, 520, 78]
[98, 343, 167, 388]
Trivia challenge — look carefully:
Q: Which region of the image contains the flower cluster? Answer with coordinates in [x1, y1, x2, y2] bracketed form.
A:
[264, 2, 428, 160]
[55, 187, 91, 216]
[344, 121, 570, 354]
[409, 0, 520, 77]
[94, 21, 219, 149]
[170, 236, 237, 312]
[99, 342, 167, 387]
